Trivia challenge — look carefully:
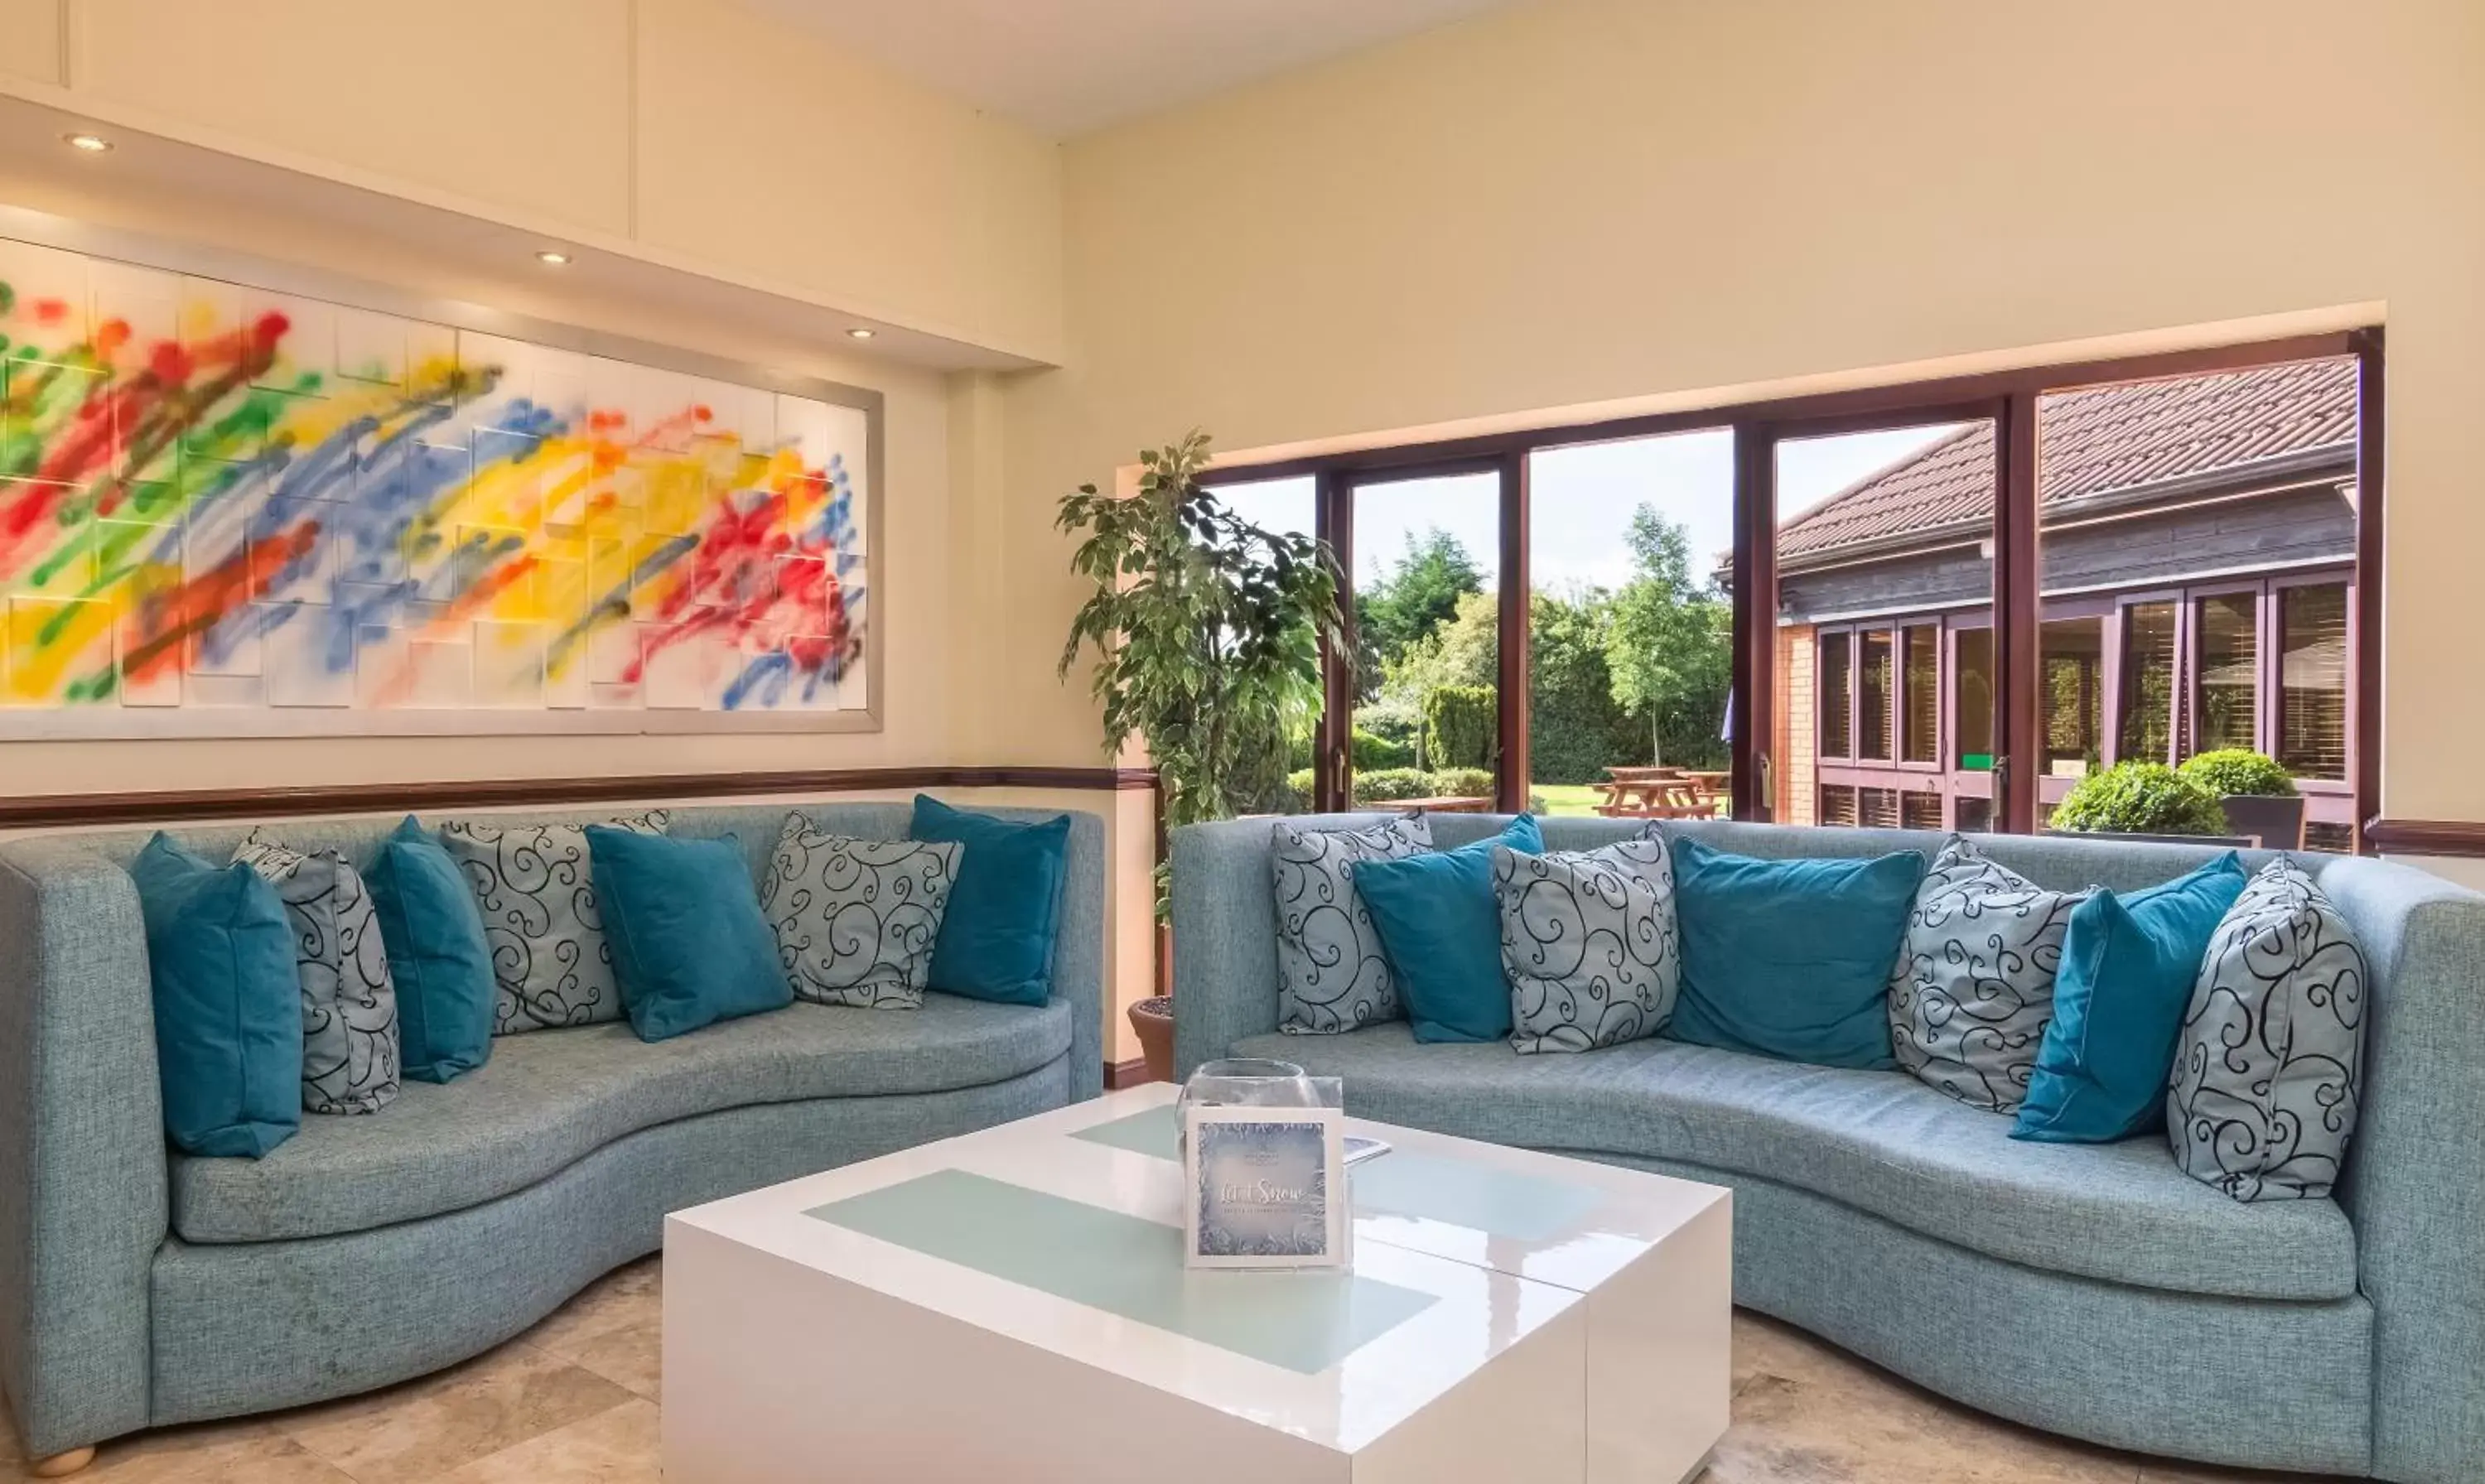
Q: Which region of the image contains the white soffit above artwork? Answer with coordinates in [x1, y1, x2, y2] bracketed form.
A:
[750, 0, 1518, 136]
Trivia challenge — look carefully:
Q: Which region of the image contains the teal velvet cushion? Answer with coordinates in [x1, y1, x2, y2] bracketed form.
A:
[1352, 815, 1545, 1044]
[128, 833, 302, 1158]
[2015, 853, 2249, 1144]
[365, 817, 495, 1082]
[1666, 837, 1923, 1069]
[584, 826, 793, 1043]
[913, 795, 1071, 1006]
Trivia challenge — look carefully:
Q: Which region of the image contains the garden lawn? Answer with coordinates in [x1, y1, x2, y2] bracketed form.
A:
[1533, 783, 1605, 817]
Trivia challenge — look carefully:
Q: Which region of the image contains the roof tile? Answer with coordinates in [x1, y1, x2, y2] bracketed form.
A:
[1778, 359, 2357, 560]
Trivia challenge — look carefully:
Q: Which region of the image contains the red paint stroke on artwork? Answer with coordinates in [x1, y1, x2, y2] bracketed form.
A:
[619, 488, 856, 687]
[120, 524, 321, 682]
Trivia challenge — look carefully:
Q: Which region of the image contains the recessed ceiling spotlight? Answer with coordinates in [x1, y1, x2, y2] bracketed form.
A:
[62, 132, 112, 153]
[845, 327, 876, 340]
[535, 249, 572, 266]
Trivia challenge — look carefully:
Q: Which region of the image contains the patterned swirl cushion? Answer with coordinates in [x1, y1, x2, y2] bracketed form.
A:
[760, 814, 963, 1009]
[1271, 815, 1433, 1034]
[437, 811, 670, 1034]
[234, 831, 402, 1115]
[2167, 859, 2368, 1201]
[1493, 831, 1679, 1054]
[1889, 836, 2088, 1114]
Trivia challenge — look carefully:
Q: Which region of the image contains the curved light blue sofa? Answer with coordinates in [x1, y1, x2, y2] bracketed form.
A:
[1172, 813, 2485, 1483]
[0, 800, 1103, 1462]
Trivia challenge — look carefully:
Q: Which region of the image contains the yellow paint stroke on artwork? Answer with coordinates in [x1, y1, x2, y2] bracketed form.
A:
[4, 598, 113, 702]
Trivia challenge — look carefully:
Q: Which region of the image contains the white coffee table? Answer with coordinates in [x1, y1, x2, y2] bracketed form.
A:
[663, 1086, 1730, 1483]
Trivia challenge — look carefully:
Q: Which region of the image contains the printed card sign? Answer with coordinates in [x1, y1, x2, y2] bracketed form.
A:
[1182, 1105, 1349, 1270]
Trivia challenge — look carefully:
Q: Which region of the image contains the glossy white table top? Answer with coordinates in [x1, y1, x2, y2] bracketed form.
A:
[672, 1086, 1729, 1454]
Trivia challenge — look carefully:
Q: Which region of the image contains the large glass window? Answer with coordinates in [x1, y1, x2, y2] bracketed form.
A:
[1348, 472, 1500, 808]
[1196, 475, 1322, 814]
[1902, 624, 1938, 764]
[2120, 600, 2179, 764]
[1774, 420, 1987, 828]
[2042, 617, 2102, 778]
[1954, 627, 1994, 771]
[1858, 629, 1894, 761]
[1527, 431, 1732, 818]
[2280, 582, 2349, 781]
[1818, 630, 1852, 759]
[2194, 592, 2259, 756]
[1197, 345, 2369, 849]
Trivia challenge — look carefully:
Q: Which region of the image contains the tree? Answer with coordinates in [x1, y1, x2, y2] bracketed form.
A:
[1355, 528, 1482, 697]
[1375, 588, 1492, 762]
[1527, 589, 1641, 784]
[1604, 505, 1731, 767]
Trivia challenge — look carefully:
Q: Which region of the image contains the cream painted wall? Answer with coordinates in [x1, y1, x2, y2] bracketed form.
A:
[6, 0, 1061, 360]
[0, 0, 64, 86]
[1001, 0, 2485, 830]
[634, 0, 1063, 359]
[75, 0, 636, 236]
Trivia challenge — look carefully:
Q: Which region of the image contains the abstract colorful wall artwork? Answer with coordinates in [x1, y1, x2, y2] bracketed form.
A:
[0, 234, 872, 734]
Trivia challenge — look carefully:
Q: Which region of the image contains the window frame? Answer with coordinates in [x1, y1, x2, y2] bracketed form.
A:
[2271, 571, 2356, 792]
[1199, 329, 2381, 847]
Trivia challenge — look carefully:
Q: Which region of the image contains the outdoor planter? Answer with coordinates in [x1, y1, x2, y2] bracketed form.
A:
[2219, 793, 2307, 850]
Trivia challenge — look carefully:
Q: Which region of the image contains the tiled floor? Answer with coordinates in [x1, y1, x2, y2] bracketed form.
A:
[7, 1260, 2344, 1482]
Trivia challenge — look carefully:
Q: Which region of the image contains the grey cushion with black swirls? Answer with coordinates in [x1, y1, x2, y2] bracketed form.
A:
[1889, 835, 2087, 1114]
[759, 813, 961, 1009]
[1493, 831, 1678, 1054]
[234, 831, 401, 1115]
[1271, 815, 1433, 1034]
[437, 811, 669, 1035]
[2168, 858, 2367, 1202]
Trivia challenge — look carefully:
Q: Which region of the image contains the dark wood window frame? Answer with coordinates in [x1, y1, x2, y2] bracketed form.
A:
[1204, 328, 2384, 846]
[1811, 618, 1944, 775]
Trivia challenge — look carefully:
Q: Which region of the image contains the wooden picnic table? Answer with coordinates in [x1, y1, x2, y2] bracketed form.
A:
[1586, 764, 1728, 819]
[1382, 795, 1496, 814]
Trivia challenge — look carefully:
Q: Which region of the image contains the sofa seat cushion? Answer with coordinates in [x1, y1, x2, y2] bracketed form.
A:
[174, 995, 1072, 1243]
[1231, 1024, 2355, 1302]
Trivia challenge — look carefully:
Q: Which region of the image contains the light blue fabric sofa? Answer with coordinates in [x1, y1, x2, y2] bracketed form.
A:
[1173, 812, 2485, 1483]
[0, 800, 1104, 1462]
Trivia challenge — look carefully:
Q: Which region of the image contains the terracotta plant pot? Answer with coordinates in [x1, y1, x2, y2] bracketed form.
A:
[1128, 995, 1175, 1085]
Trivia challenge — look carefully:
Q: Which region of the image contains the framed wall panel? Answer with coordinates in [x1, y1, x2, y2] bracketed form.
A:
[0, 210, 882, 738]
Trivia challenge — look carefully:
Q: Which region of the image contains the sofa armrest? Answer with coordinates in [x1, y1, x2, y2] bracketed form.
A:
[0, 841, 166, 1456]
[1169, 818, 1291, 1078]
[1048, 811, 1107, 1101]
[2319, 857, 2485, 1484]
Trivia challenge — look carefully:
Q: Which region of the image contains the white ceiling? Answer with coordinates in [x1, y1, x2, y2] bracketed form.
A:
[750, 0, 1517, 137]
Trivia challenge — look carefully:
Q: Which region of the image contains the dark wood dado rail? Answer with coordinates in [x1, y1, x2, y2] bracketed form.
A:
[2362, 818, 2485, 860]
[0, 765, 1159, 831]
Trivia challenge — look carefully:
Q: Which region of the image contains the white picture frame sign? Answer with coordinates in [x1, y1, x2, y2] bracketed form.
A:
[1181, 1104, 1350, 1270]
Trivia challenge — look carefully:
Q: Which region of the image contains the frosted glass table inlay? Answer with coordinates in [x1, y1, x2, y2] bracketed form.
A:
[663, 1085, 1732, 1483]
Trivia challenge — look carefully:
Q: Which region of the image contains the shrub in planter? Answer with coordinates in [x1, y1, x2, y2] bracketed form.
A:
[2178, 749, 2297, 797]
[2048, 762, 2230, 837]
[1428, 767, 1496, 800]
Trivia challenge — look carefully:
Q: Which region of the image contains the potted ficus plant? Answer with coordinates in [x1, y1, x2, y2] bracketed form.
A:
[2178, 749, 2306, 849]
[1057, 431, 1344, 1082]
